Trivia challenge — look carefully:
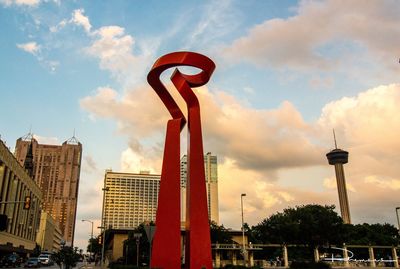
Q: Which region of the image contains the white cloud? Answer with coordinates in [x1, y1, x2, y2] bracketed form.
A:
[49, 19, 67, 33]
[70, 9, 92, 33]
[323, 177, 356, 193]
[33, 134, 59, 145]
[364, 175, 400, 191]
[85, 26, 154, 84]
[16, 42, 41, 55]
[224, 0, 400, 74]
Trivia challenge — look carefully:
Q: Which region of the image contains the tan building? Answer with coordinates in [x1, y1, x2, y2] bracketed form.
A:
[181, 152, 219, 224]
[14, 133, 82, 245]
[0, 138, 42, 256]
[103, 170, 160, 229]
[36, 212, 64, 252]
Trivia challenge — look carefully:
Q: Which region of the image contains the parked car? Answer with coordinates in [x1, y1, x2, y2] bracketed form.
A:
[37, 254, 53, 266]
[24, 258, 40, 268]
[0, 254, 22, 267]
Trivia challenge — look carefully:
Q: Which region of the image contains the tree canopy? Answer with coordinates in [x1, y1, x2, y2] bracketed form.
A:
[253, 204, 344, 247]
[251, 204, 399, 247]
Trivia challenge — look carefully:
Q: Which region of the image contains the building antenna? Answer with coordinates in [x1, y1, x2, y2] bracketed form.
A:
[73, 128, 76, 138]
[333, 129, 338, 149]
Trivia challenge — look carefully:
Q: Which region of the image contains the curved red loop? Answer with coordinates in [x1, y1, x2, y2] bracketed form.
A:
[147, 51, 216, 126]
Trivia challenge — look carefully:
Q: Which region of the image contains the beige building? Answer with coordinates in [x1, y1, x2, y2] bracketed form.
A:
[0, 138, 42, 255]
[103, 170, 160, 230]
[181, 152, 219, 224]
[36, 212, 64, 252]
[14, 134, 82, 245]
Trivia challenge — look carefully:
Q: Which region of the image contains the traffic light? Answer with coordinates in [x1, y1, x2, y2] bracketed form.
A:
[0, 214, 7, 231]
[23, 196, 31, 210]
[98, 235, 102, 244]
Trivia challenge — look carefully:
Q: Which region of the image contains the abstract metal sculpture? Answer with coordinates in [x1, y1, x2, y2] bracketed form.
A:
[147, 52, 215, 269]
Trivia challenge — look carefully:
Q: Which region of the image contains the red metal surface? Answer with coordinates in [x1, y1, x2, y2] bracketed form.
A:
[147, 52, 215, 269]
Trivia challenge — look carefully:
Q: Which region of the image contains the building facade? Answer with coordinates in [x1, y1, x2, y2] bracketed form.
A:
[102, 170, 160, 229]
[0, 138, 42, 256]
[180, 152, 219, 224]
[14, 134, 82, 245]
[36, 212, 64, 252]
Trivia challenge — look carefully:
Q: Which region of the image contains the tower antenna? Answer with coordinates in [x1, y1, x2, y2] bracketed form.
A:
[333, 129, 338, 149]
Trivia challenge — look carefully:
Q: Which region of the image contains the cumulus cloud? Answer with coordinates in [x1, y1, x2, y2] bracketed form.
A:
[81, 82, 324, 176]
[71, 9, 91, 33]
[316, 83, 400, 224]
[318, 84, 400, 178]
[16, 42, 41, 55]
[224, 0, 400, 73]
[85, 26, 154, 84]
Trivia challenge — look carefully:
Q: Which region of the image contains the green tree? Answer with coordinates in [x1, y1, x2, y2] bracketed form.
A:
[87, 236, 102, 256]
[345, 223, 399, 245]
[210, 221, 233, 243]
[53, 246, 80, 269]
[123, 223, 153, 266]
[253, 204, 345, 248]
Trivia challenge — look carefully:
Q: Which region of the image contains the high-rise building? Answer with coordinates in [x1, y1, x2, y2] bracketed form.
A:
[180, 152, 219, 224]
[326, 135, 351, 224]
[14, 133, 82, 245]
[0, 138, 42, 254]
[102, 170, 160, 229]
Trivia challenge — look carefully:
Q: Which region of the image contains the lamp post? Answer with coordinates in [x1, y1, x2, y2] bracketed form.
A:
[241, 193, 247, 262]
[100, 185, 109, 268]
[82, 219, 94, 261]
[396, 207, 400, 235]
[134, 233, 142, 267]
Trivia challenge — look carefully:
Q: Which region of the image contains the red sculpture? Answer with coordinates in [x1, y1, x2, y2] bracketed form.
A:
[147, 52, 215, 269]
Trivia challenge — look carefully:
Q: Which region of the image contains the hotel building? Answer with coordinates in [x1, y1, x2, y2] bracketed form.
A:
[102, 170, 160, 229]
[14, 134, 82, 245]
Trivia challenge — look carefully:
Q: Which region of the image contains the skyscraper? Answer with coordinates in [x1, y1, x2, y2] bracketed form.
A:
[14, 133, 82, 245]
[181, 152, 219, 224]
[102, 170, 160, 229]
[326, 134, 351, 224]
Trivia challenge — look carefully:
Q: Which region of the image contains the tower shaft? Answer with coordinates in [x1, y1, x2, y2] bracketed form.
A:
[334, 163, 351, 224]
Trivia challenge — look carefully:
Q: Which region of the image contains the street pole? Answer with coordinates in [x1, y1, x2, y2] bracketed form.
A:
[396, 207, 400, 235]
[241, 193, 247, 263]
[82, 220, 94, 261]
[134, 233, 142, 267]
[100, 183, 109, 268]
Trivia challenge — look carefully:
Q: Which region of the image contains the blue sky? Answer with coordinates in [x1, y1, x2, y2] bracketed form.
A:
[1, 0, 400, 251]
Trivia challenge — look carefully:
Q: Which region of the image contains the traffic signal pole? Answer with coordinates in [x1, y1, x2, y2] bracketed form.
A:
[0, 195, 31, 209]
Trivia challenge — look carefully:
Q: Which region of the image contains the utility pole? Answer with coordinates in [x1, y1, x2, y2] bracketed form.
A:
[134, 233, 142, 267]
[241, 193, 247, 264]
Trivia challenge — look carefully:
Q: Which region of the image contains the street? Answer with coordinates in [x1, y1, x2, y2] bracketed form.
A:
[4, 262, 84, 269]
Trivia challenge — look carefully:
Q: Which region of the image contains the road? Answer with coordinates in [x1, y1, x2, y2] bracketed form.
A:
[5, 262, 84, 269]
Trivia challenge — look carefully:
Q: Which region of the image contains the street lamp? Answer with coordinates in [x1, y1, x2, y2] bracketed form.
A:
[241, 193, 247, 262]
[134, 233, 142, 267]
[396, 207, 400, 235]
[82, 219, 94, 261]
[100, 186, 109, 268]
